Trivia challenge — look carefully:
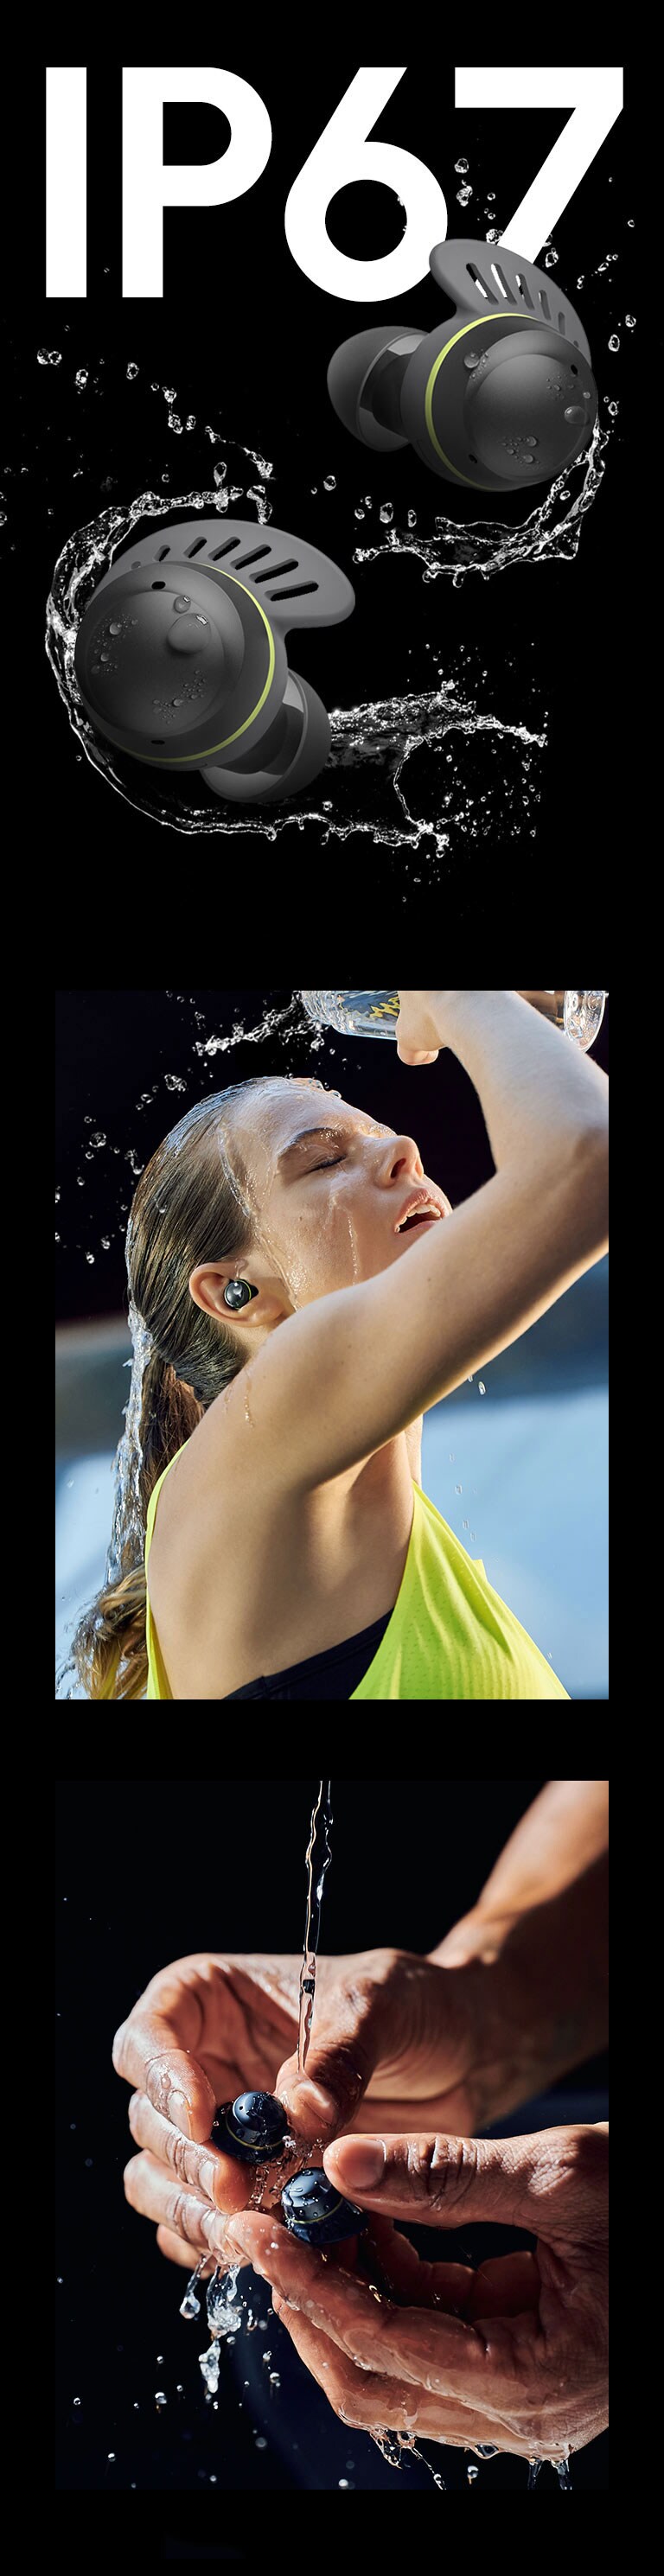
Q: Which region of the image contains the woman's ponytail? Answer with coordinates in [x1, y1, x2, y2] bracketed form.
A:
[60, 1074, 292, 1699]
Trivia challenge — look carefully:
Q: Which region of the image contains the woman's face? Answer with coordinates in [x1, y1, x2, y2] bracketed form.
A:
[194, 1080, 452, 1327]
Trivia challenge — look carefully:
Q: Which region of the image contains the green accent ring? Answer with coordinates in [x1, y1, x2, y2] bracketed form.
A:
[125, 566, 276, 766]
[425, 312, 540, 488]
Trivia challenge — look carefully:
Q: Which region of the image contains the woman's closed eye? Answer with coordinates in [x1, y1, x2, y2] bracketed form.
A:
[312, 1155, 346, 1171]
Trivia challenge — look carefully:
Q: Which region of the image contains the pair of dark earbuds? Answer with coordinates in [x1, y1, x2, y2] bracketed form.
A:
[73, 240, 597, 807]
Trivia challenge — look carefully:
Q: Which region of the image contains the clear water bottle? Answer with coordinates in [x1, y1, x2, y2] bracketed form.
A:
[300, 991, 609, 1052]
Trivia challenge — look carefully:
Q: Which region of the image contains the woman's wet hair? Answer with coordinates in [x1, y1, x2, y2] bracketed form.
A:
[65, 1074, 322, 1699]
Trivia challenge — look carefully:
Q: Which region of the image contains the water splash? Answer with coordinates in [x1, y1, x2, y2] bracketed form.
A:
[46, 438, 613, 845]
[353, 412, 609, 584]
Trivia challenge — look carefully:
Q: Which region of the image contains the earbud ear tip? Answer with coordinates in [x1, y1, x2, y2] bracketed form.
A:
[201, 674, 330, 807]
[278, 673, 331, 797]
[327, 326, 412, 450]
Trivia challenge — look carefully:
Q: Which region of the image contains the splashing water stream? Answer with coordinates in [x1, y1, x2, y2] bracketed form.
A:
[45, 418, 610, 848]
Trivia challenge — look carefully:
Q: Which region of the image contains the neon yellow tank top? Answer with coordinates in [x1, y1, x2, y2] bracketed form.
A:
[144, 1446, 570, 1701]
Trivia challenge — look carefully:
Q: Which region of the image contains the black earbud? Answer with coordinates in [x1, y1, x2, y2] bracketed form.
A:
[211, 2093, 367, 2246]
[73, 520, 354, 804]
[328, 238, 598, 494]
[223, 1279, 258, 1310]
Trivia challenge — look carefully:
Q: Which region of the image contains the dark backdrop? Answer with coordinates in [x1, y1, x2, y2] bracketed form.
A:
[9, 57, 637, 939]
[56, 1775, 609, 2535]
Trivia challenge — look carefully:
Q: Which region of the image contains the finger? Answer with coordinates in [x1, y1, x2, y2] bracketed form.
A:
[156, 2223, 212, 2272]
[361, 2211, 476, 2313]
[225, 2209, 532, 2410]
[396, 1048, 440, 1066]
[112, 2004, 217, 2143]
[270, 2295, 528, 2455]
[323, 2127, 549, 2234]
[361, 2216, 539, 2320]
[124, 2149, 240, 2268]
[127, 2089, 247, 2216]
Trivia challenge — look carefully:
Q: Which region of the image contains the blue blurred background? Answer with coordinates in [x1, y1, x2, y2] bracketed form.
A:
[55, 992, 608, 1699]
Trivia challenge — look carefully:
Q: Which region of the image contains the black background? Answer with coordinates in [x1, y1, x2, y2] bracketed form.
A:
[55, 987, 609, 1324]
[9, 58, 636, 936]
[56, 1775, 609, 2529]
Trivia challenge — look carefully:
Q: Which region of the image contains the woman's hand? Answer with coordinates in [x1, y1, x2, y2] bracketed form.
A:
[226, 2122, 609, 2464]
[395, 992, 445, 1065]
[114, 1946, 495, 2277]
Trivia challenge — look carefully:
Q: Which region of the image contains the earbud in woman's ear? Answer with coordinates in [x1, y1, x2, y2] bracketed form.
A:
[327, 238, 598, 494]
[73, 519, 354, 805]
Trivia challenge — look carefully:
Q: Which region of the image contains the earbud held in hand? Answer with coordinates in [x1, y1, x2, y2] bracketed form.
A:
[212, 2092, 288, 2165]
[212, 2094, 367, 2244]
[73, 520, 354, 804]
[281, 2168, 368, 2248]
[328, 238, 598, 494]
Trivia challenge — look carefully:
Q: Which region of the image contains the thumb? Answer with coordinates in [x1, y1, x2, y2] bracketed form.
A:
[323, 2124, 584, 2236]
[275, 1999, 384, 2144]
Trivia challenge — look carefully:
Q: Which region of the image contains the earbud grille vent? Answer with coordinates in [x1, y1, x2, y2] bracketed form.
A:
[232, 545, 272, 569]
[267, 580, 319, 603]
[253, 557, 298, 584]
[465, 256, 581, 351]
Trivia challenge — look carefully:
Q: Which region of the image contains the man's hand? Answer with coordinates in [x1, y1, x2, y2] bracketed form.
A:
[115, 1946, 497, 2278]
[226, 2122, 609, 2464]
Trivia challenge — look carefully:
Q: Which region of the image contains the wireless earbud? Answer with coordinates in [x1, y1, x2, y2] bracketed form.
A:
[328, 238, 598, 494]
[73, 520, 354, 804]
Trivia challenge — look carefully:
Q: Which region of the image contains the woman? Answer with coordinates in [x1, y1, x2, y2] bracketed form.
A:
[70, 990, 609, 1699]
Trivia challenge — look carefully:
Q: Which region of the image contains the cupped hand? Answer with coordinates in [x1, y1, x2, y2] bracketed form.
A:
[114, 1946, 489, 2277]
[226, 2122, 609, 2464]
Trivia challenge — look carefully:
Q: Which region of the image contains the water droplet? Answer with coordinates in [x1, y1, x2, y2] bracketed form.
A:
[479, 1381, 486, 1394]
[544, 249, 559, 269]
[463, 1517, 469, 1528]
[565, 405, 587, 424]
[627, 217, 635, 227]
[195, 615, 208, 625]
[107, 2452, 116, 2461]
[99, 649, 110, 664]
[608, 334, 620, 352]
[625, 314, 635, 328]
[455, 1482, 463, 1494]
[354, 507, 365, 520]
[73, 2397, 80, 2407]
[454, 157, 469, 175]
[463, 351, 481, 370]
[456, 184, 473, 207]
[75, 369, 88, 390]
[524, 435, 539, 446]
[126, 363, 139, 380]
[173, 595, 191, 611]
[155, 2391, 167, 2407]
[170, 698, 184, 707]
[468, 2464, 479, 2481]
[108, 621, 121, 635]
[380, 502, 393, 524]
[407, 507, 417, 526]
[323, 474, 336, 491]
